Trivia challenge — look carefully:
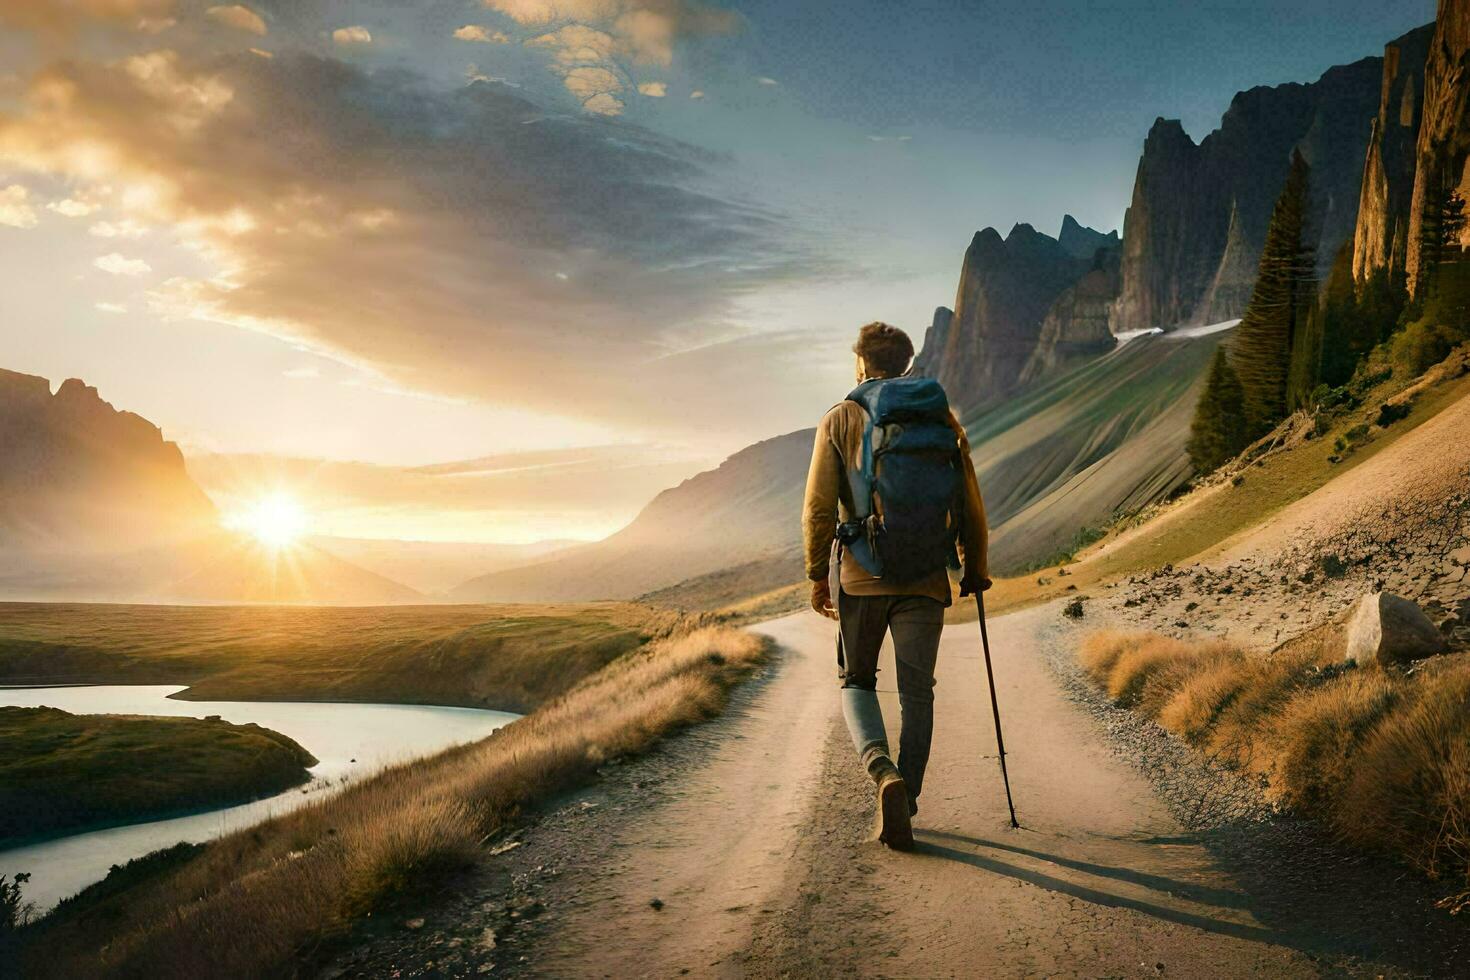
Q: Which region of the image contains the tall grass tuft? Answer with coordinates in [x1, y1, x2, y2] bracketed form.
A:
[24, 626, 767, 978]
[1077, 630, 1470, 898]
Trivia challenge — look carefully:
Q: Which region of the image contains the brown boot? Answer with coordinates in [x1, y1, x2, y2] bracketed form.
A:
[870, 758, 914, 851]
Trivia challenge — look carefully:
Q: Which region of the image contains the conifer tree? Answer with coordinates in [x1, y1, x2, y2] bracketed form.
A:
[1187, 347, 1250, 474]
[1230, 150, 1316, 432]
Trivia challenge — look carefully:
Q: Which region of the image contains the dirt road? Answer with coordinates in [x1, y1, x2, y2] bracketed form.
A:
[338, 603, 1465, 978]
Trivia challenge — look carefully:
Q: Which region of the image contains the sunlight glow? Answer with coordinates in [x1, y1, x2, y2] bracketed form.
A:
[226, 492, 310, 548]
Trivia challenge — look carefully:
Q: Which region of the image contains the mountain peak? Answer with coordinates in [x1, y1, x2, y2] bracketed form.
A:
[1058, 215, 1120, 260]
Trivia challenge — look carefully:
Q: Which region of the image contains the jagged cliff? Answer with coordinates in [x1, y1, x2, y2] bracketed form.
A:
[1020, 244, 1121, 384]
[1353, 26, 1434, 283]
[1406, 1, 1470, 294]
[0, 369, 216, 548]
[926, 220, 1115, 410]
[1113, 43, 1399, 332]
[911, 306, 953, 377]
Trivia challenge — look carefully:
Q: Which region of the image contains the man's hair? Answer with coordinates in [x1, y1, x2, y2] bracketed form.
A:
[853, 322, 914, 378]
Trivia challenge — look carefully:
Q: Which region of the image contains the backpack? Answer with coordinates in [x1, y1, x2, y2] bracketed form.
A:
[839, 376, 964, 583]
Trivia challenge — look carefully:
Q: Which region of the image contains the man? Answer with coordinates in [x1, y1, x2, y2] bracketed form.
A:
[801, 321, 989, 851]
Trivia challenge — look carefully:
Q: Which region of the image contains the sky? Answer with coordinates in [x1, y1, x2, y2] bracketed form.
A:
[0, 0, 1435, 542]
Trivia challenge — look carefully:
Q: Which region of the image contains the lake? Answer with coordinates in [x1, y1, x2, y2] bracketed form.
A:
[0, 685, 519, 910]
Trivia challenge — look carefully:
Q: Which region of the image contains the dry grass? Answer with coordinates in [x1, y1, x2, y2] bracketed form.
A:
[22, 626, 768, 978]
[1079, 631, 1470, 898]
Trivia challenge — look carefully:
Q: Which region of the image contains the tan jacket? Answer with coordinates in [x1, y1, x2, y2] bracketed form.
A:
[802, 399, 989, 606]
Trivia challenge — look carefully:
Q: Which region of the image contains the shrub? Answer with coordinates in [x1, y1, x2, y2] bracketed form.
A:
[1390, 319, 1465, 377]
[1077, 630, 1470, 896]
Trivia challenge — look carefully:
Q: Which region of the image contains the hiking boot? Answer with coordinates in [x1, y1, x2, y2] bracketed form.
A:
[874, 768, 914, 852]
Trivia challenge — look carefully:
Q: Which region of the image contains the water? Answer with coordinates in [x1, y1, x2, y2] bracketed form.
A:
[0, 685, 519, 910]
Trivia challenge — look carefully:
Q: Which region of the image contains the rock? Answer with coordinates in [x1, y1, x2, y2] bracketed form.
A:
[910, 307, 953, 378]
[405, 918, 426, 930]
[649, 897, 664, 911]
[1063, 598, 1085, 619]
[1344, 592, 1449, 666]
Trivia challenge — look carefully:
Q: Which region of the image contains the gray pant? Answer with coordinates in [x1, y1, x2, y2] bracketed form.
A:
[837, 590, 945, 799]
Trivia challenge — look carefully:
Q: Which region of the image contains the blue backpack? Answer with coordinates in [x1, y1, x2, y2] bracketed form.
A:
[839, 376, 964, 583]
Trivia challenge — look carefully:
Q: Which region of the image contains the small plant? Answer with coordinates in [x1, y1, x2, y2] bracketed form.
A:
[0, 872, 32, 935]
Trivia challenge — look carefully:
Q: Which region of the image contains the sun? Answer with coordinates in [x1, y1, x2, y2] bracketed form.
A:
[228, 492, 310, 549]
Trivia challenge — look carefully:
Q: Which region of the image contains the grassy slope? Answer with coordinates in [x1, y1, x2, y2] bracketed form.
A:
[22, 627, 769, 979]
[0, 602, 692, 712]
[978, 354, 1470, 620]
[0, 706, 316, 846]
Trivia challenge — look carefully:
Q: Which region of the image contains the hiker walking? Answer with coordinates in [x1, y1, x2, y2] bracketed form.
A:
[801, 321, 990, 850]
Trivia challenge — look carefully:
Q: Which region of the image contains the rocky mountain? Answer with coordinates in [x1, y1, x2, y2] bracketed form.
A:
[1020, 244, 1122, 385]
[0, 369, 216, 549]
[1112, 31, 1424, 333]
[911, 306, 953, 377]
[925, 220, 1113, 411]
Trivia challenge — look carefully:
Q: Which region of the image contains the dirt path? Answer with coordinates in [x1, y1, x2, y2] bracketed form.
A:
[332, 604, 1465, 978]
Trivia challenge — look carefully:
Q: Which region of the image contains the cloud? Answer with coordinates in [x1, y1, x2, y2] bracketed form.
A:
[454, 24, 510, 43]
[95, 301, 129, 313]
[496, 1, 737, 113]
[205, 4, 266, 36]
[90, 218, 149, 238]
[0, 51, 821, 438]
[0, 184, 38, 228]
[756, 76, 777, 85]
[48, 197, 99, 217]
[0, 0, 176, 34]
[331, 25, 371, 45]
[689, 88, 703, 98]
[637, 81, 665, 97]
[282, 365, 320, 378]
[94, 252, 152, 275]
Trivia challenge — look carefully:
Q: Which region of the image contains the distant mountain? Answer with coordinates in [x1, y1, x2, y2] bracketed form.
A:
[449, 430, 811, 603]
[311, 536, 576, 595]
[0, 369, 216, 549]
[0, 369, 417, 605]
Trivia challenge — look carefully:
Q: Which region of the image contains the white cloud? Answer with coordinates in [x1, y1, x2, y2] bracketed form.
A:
[637, 81, 666, 97]
[581, 92, 625, 116]
[689, 89, 704, 99]
[249, 47, 272, 59]
[0, 185, 38, 228]
[94, 252, 152, 276]
[757, 76, 777, 85]
[90, 219, 149, 239]
[283, 366, 321, 379]
[332, 25, 372, 45]
[454, 25, 509, 43]
[48, 198, 99, 217]
[205, 5, 266, 36]
[95, 301, 128, 314]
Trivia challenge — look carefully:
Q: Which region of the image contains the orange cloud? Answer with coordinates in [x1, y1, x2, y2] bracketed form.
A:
[0, 49, 816, 437]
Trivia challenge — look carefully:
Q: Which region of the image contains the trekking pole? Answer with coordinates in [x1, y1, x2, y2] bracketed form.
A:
[975, 592, 1019, 828]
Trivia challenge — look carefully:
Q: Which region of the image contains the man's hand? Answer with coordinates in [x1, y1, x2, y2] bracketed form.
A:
[810, 578, 838, 619]
[959, 574, 993, 598]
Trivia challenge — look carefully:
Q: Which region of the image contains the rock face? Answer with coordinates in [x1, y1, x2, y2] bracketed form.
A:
[1112, 43, 1397, 333]
[928, 223, 1101, 410]
[1406, 1, 1470, 295]
[911, 307, 953, 378]
[1021, 244, 1121, 385]
[0, 368, 217, 549]
[1344, 591, 1449, 666]
[1353, 25, 1434, 284]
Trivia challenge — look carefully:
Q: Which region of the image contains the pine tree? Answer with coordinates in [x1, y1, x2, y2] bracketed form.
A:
[1230, 150, 1317, 432]
[1187, 348, 1250, 474]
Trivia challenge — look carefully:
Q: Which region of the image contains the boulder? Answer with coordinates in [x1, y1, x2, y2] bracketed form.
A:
[1344, 592, 1448, 666]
